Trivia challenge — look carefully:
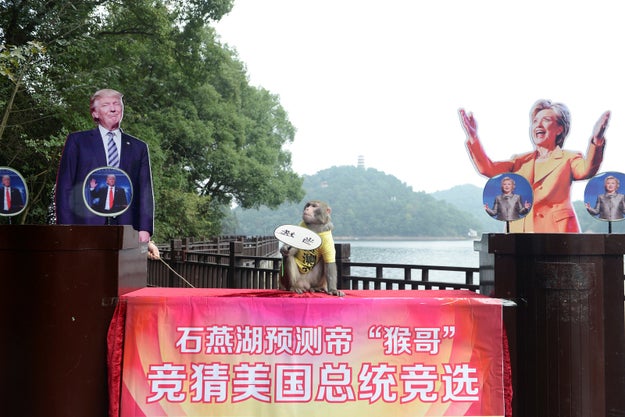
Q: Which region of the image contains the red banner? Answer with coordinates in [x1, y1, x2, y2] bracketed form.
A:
[110, 288, 504, 416]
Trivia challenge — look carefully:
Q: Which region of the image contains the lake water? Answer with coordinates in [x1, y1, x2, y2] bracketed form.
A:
[334, 239, 480, 285]
[336, 239, 479, 267]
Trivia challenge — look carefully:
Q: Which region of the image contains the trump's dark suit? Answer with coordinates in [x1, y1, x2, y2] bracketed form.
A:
[55, 128, 154, 235]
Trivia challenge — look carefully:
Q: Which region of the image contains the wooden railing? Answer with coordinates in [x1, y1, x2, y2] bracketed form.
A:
[148, 237, 479, 291]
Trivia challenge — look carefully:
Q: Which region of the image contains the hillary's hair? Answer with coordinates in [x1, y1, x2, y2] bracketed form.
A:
[530, 99, 571, 148]
[500, 176, 515, 192]
[604, 175, 620, 190]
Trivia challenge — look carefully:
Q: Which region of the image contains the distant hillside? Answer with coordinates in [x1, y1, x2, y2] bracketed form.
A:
[229, 166, 485, 238]
[431, 184, 503, 233]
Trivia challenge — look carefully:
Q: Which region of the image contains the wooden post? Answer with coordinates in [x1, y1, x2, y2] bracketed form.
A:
[170, 238, 183, 287]
[228, 241, 243, 288]
[335, 243, 351, 290]
[0, 225, 145, 417]
[476, 233, 625, 417]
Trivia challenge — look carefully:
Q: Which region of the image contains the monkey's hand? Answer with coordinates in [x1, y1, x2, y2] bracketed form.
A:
[280, 245, 298, 257]
[325, 263, 344, 297]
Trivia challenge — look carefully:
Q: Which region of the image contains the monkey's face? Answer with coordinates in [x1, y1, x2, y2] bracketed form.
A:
[302, 201, 330, 225]
[303, 202, 320, 223]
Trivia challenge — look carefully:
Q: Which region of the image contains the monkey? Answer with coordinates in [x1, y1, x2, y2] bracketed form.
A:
[280, 200, 344, 296]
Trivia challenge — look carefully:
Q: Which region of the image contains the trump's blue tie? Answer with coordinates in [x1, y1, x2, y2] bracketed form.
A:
[107, 131, 119, 167]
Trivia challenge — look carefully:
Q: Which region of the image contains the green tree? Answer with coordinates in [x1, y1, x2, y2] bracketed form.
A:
[1, 0, 304, 238]
[0, 0, 95, 223]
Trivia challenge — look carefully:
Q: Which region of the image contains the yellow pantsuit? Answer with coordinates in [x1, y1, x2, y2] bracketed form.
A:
[466, 140, 604, 233]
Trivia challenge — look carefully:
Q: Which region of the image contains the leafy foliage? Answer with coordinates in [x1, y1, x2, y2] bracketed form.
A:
[0, 0, 304, 239]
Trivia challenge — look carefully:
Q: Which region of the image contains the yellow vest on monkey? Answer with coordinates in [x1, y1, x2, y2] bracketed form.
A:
[294, 224, 336, 274]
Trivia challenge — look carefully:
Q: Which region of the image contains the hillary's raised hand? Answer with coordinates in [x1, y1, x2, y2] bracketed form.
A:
[591, 111, 610, 146]
[459, 108, 479, 143]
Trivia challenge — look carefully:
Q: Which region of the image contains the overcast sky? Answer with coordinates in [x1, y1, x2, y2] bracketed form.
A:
[214, 0, 625, 201]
